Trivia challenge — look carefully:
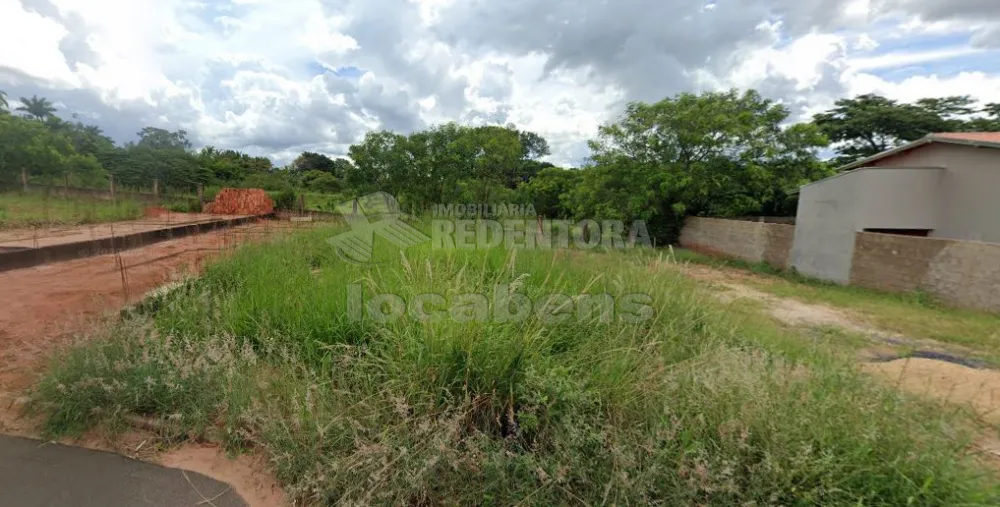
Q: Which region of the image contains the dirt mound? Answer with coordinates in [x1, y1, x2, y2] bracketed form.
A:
[863, 358, 1000, 424]
[205, 188, 274, 216]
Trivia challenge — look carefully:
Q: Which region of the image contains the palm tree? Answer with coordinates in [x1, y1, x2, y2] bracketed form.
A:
[16, 95, 56, 120]
[0, 90, 8, 113]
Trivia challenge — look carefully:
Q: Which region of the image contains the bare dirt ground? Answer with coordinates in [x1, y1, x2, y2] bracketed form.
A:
[0, 211, 251, 249]
[676, 262, 1000, 428]
[0, 220, 293, 507]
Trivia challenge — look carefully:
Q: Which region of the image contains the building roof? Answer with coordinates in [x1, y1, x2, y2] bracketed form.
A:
[836, 132, 1000, 171]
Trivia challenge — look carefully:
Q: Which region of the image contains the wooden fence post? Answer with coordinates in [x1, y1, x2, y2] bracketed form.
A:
[153, 178, 159, 200]
[21, 168, 27, 192]
[197, 184, 204, 211]
[109, 174, 116, 202]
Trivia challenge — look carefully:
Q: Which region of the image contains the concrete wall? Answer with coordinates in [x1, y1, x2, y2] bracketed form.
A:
[850, 232, 1000, 312]
[790, 170, 861, 282]
[678, 217, 1000, 312]
[677, 217, 1000, 313]
[858, 167, 942, 230]
[790, 166, 945, 283]
[679, 217, 794, 268]
[871, 143, 1000, 242]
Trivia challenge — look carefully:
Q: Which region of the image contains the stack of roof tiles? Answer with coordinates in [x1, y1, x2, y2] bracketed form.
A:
[204, 188, 274, 215]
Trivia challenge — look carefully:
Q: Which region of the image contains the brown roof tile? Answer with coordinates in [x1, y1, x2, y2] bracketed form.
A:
[930, 132, 1000, 143]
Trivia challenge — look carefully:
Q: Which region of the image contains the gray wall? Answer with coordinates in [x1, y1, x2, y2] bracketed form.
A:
[790, 171, 861, 282]
[791, 167, 944, 283]
[871, 143, 1000, 242]
[858, 167, 942, 230]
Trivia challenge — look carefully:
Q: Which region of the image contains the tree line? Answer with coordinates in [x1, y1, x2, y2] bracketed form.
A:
[2, 88, 999, 242]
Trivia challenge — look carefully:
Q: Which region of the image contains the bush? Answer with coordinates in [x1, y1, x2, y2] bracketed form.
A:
[164, 198, 202, 213]
[271, 189, 297, 210]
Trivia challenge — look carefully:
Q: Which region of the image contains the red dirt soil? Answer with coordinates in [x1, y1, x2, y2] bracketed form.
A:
[0, 223, 268, 394]
[0, 219, 292, 507]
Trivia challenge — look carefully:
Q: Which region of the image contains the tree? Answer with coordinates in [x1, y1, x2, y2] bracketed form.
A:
[982, 103, 1000, 120]
[16, 95, 57, 120]
[0, 114, 75, 187]
[292, 152, 338, 174]
[516, 128, 551, 160]
[0, 91, 8, 114]
[302, 170, 342, 193]
[346, 130, 410, 195]
[464, 125, 523, 201]
[581, 89, 828, 242]
[916, 96, 976, 119]
[813, 94, 969, 166]
[969, 103, 1000, 131]
[136, 127, 191, 150]
[104, 127, 208, 189]
[520, 166, 581, 218]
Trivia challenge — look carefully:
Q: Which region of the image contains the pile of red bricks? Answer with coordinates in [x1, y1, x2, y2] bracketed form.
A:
[204, 188, 275, 215]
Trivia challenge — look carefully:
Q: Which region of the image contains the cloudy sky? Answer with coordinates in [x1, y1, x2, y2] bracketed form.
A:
[2, 0, 999, 166]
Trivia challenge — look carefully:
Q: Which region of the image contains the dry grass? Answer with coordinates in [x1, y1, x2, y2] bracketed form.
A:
[28, 230, 1000, 505]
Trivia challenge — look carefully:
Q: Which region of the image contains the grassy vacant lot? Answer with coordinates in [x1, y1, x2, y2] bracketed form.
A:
[673, 248, 1000, 358]
[0, 191, 144, 229]
[32, 227, 999, 505]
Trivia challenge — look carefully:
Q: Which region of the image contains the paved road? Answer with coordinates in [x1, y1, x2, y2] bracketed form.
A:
[0, 435, 246, 507]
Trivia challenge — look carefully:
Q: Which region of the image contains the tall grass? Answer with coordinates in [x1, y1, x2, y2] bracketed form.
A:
[32, 226, 999, 505]
[0, 191, 144, 229]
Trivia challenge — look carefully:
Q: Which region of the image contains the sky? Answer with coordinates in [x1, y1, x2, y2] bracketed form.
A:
[2, 0, 999, 167]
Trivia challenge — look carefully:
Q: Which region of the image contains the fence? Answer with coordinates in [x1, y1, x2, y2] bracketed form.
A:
[849, 232, 1000, 311]
[678, 216, 1000, 313]
[22, 182, 203, 207]
[678, 216, 795, 269]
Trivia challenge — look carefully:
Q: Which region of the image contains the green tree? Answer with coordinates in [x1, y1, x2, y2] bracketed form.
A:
[137, 127, 191, 150]
[302, 170, 342, 193]
[581, 89, 828, 242]
[520, 166, 581, 218]
[104, 127, 208, 190]
[813, 94, 967, 166]
[292, 152, 339, 175]
[16, 95, 57, 120]
[464, 125, 523, 201]
[346, 130, 410, 196]
[0, 91, 8, 114]
[0, 114, 75, 187]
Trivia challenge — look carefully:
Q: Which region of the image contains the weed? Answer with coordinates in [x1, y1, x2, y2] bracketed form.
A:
[0, 191, 144, 229]
[31, 227, 1000, 505]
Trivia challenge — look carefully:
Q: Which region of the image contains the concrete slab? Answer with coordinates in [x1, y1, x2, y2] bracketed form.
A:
[0, 213, 251, 250]
[0, 435, 247, 507]
[0, 214, 263, 273]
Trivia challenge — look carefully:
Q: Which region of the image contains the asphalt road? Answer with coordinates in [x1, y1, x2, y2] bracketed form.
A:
[0, 435, 246, 507]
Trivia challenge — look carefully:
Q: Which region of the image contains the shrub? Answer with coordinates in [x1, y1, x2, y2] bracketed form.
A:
[270, 190, 297, 210]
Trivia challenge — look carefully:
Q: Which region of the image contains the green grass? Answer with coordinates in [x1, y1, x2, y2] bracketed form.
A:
[0, 191, 144, 229]
[30, 227, 1000, 505]
[672, 248, 1000, 358]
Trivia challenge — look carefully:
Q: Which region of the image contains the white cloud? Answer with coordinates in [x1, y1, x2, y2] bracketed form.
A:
[1, 0, 999, 168]
[0, 1, 75, 85]
[847, 71, 1000, 104]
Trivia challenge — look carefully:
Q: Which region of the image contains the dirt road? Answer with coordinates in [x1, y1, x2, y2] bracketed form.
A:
[0, 223, 271, 395]
[674, 261, 1000, 427]
[0, 221, 290, 507]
